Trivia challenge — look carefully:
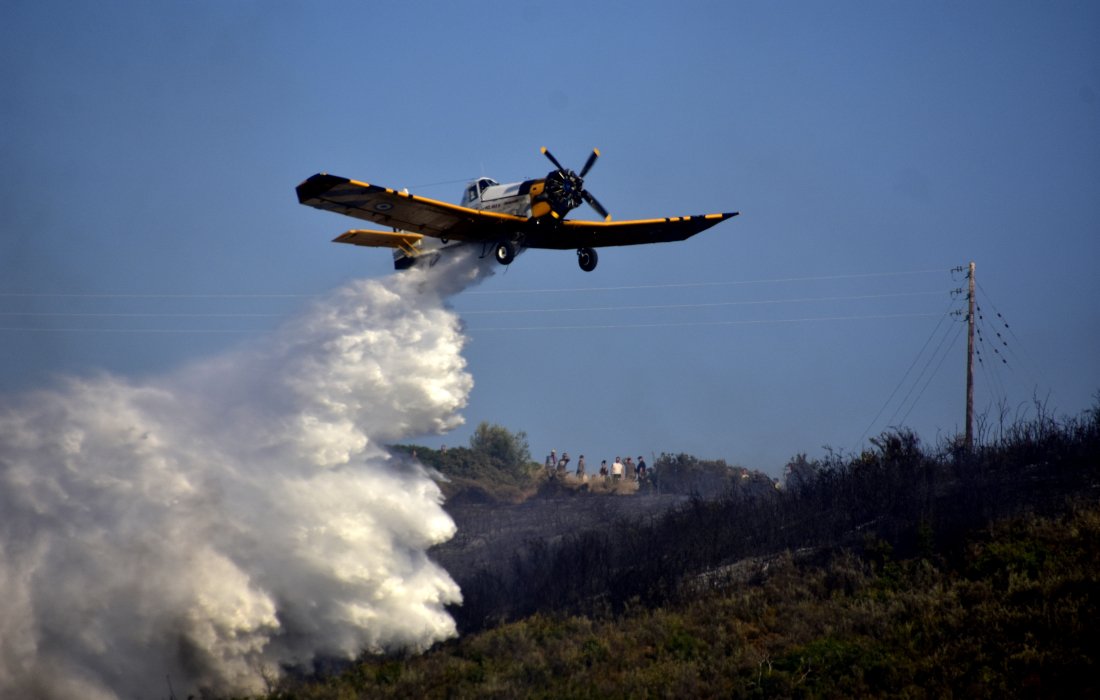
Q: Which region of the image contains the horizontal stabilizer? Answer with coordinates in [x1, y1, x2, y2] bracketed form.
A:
[333, 229, 424, 257]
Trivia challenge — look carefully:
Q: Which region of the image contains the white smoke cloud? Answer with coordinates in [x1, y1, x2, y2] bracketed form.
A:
[0, 247, 495, 698]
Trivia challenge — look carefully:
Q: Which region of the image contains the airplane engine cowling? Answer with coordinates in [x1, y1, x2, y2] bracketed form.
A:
[537, 147, 610, 221]
[543, 169, 585, 216]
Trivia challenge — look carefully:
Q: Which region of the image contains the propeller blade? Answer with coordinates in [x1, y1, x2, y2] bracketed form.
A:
[582, 190, 611, 221]
[579, 148, 600, 178]
[540, 146, 566, 173]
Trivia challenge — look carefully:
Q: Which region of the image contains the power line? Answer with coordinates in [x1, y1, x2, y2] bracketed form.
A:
[0, 291, 948, 319]
[0, 312, 283, 318]
[884, 309, 963, 429]
[0, 311, 945, 335]
[0, 267, 952, 334]
[458, 290, 946, 315]
[0, 292, 314, 299]
[975, 281, 1050, 396]
[464, 267, 950, 296]
[466, 312, 942, 332]
[854, 300, 956, 449]
[975, 321, 1010, 411]
[408, 176, 480, 190]
[0, 327, 258, 334]
[896, 319, 966, 428]
[0, 312, 943, 335]
[0, 268, 949, 301]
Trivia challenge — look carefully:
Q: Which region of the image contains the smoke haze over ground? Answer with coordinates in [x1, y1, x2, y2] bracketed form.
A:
[0, 248, 494, 698]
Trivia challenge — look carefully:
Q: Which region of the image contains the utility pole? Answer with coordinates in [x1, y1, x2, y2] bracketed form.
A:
[965, 261, 975, 452]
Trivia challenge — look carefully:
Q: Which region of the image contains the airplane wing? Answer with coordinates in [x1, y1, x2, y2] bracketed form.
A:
[333, 229, 423, 254]
[299, 172, 738, 253]
[525, 213, 739, 250]
[296, 173, 526, 242]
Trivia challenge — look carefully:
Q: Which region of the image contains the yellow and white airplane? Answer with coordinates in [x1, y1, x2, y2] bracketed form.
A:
[296, 148, 738, 272]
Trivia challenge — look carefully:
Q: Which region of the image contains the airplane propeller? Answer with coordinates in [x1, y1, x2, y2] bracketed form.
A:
[540, 147, 610, 220]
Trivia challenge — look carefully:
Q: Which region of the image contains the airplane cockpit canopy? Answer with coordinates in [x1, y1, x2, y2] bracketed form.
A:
[464, 178, 499, 204]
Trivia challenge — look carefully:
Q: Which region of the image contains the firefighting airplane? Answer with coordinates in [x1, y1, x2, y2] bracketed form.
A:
[296, 148, 738, 272]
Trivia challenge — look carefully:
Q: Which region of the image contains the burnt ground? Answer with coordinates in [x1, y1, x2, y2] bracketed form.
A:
[431, 488, 691, 582]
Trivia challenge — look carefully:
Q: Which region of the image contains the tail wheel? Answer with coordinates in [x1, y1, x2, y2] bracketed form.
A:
[494, 240, 516, 265]
[577, 247, 598, 272]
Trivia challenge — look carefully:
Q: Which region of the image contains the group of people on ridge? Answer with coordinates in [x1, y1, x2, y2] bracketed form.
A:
[544, 449, 648, 482]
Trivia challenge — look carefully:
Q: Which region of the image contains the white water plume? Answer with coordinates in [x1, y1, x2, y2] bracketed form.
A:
[0, 247, 494, 698]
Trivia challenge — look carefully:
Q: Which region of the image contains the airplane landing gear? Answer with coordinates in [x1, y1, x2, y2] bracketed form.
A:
[577, 247, 598, 272]
[494, 240, 516, 265]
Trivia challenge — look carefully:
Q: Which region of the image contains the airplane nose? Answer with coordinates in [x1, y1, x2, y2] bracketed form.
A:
[545, 169, 585, 214]
[538, 147, 610, 220]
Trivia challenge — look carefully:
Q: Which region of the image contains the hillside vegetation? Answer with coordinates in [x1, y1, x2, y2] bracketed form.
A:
[391, 422, 542, 504]
[259, 402, 1099, 698]
[395, 422, 778, 505]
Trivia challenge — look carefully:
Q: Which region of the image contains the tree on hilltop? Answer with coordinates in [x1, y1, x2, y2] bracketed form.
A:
[469, 421, 531, 470]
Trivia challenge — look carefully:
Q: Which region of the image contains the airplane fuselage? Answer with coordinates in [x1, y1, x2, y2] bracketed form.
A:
[464, 177, 555, 219]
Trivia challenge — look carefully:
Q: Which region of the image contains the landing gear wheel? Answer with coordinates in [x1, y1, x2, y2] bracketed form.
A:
[577, 247, 598, 272]
[494, 240, 516, 265]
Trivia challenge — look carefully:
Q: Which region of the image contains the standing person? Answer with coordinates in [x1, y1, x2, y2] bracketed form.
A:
[576, 454, 586, 479]
[625, 456, 635, 480]
[558, 452, 570, 474]
[612, 456, 624, 480]
[545, 449, 557, 476]
[600, 460, 609, 480]
[637, 455, 647, 480]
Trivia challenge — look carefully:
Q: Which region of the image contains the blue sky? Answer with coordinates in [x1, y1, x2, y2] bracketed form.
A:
[3, 1, 1098, 475]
